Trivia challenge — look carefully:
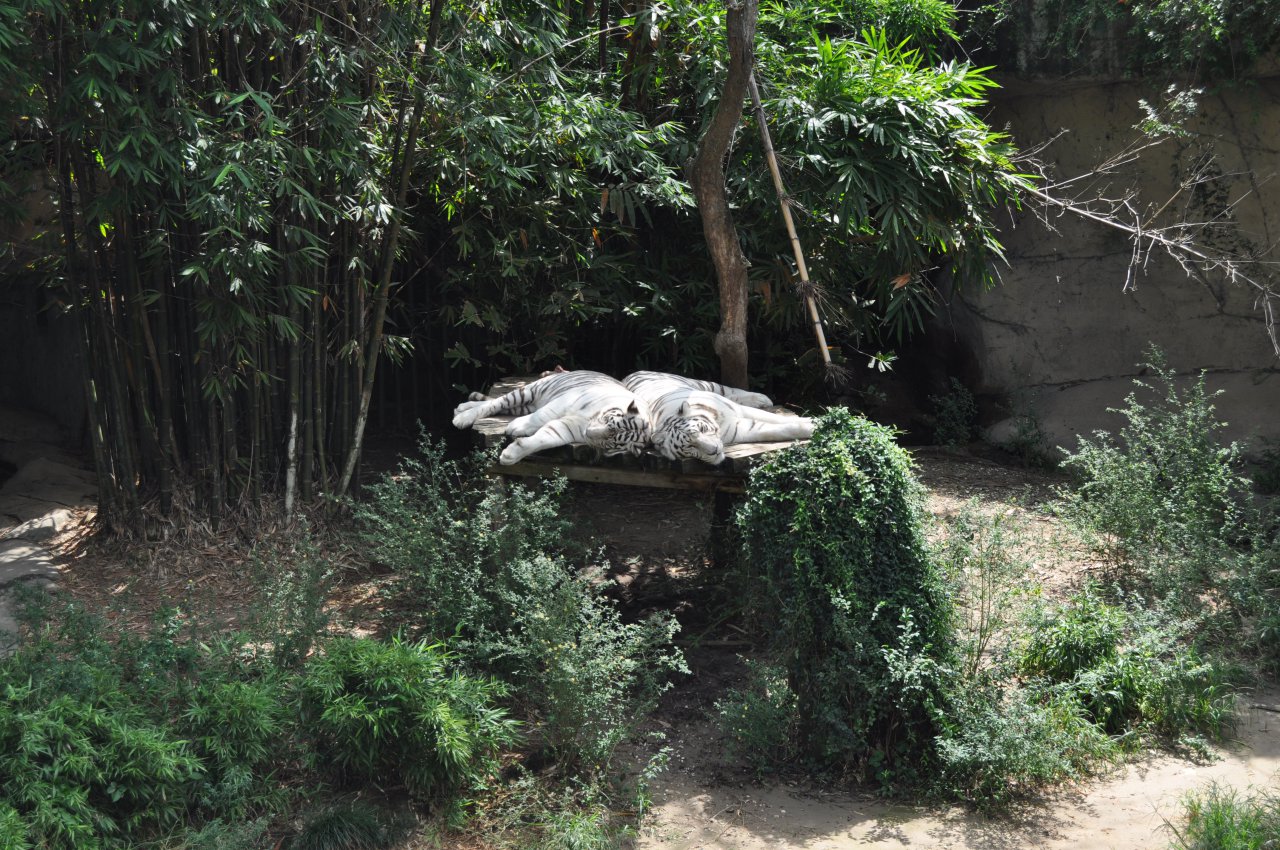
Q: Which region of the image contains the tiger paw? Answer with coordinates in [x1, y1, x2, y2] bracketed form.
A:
[498, 440, 527, 465]
[505, 415, 537, 437]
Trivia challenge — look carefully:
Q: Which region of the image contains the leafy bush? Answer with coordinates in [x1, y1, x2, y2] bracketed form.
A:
[354, 436, 686, 771]
[927, 378, 978, 446]
[353, 436, 571, 650]
[1057, 350, 1250, 597]
[932, 504, 1034, 678]
[180, 678, 288, 817]
[297, 636, 518, 798]
[0, 581, 520, 847]
[290, 802, 399, 850]
[1018, 594, 1236, 746]
[933, 683, 1115, 806]
[252, 526, 338, 668]
[735, 408, 955, 783]
[489, 556, 685, 769]
[714, 660, 799, 775]
[0, 805, 30, 850]
[0, 683, 204, 849]
[1018, 588, 1126, 682]
[1171, 784, 1280, 850]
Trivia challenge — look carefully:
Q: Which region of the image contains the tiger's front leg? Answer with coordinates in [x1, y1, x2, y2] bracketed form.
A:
[453, 398, 501, 429]
[498, 419, 579, 465]
[505, 413, 540, 437]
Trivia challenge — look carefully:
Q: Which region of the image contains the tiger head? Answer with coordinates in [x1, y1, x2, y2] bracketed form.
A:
[584, 401, 651, 457]
[654, 404, 725, 465]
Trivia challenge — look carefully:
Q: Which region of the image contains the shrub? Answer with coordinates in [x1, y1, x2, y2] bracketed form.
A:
[932, 504, 1034, 679]
[927, 378, 977, 446]
[0, 805, 30, 850]
[1071, 610, 1236, 744]
[354, 435, 686, 771]
[352, 436, 571, 649]
[488, 556, 685, 770]
[714, 659, 799, 775]
[180, 677, 289, 817]
[0, 683, 204, 849]
[252, 525, 338, 668]
[1017, 588, 1126, 682]
[290, 802, 399, 850]
[1171, 784, 1280, 850]
[735, 408, 955, 783]
[297, 636, 518, 798]
[1017, 594, 1237, 746]
[933, 682, 1115, 806]
[1056, 349, 1249, 596]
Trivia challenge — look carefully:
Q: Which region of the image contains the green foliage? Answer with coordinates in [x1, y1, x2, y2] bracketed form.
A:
[252, 527, 339, 668]
[180, 679, 287, 817]
[0, 683, 204, 849]
[0, 571, 518, 847]
[415, 0, 1029, 373]
[353, 436, 571, 648]
[298, 636, 518, 798]
[1036, 0, 1280, 79]
[355, 435, 686, 772]
[714, 659, 799, 775]
[0, 0, 439, 526]
[932, 504, 1032, 679]
[492, 556, 685, 770]
[1057, 349, 1249, 596]
[290, 802, 399, 850]
[0, 804, 31, 850]
[933, 683, 1116, 806]
[1171, 784, 1280, 850]
[169, 817, 273, 850]
[735, 407, 955, 782]
[1252, 438, 1280, 495]
[1018, 593, 1237, 746]
[1018, 588, 1126, 682]
[927, 378, 978, 446]
[0, 597, 293, 848]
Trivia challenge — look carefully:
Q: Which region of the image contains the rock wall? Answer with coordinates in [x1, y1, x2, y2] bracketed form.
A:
[942, 75, 1280, 453]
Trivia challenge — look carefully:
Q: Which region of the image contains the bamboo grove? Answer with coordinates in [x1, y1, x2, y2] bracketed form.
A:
[1, 0, 1030, 533]
[2, 0, 437, 531]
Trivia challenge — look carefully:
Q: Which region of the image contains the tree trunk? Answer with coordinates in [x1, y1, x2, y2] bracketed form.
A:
[687, 0, 757, 389]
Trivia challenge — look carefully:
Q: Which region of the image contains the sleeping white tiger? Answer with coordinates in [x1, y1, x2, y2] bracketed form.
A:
[453, 370, 652, 465]
[623, 371, 814, 465]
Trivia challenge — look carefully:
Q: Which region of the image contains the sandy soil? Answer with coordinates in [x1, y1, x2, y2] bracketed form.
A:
[636, 699, 1280, 850]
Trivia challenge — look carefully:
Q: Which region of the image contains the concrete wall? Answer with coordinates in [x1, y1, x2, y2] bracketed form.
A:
[941, 75, 1280, 453]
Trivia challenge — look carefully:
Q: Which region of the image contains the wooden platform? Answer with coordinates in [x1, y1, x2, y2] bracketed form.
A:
[473, 376, 806, 492]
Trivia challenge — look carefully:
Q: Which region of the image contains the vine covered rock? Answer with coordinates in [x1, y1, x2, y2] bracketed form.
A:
[735, 408, 954, 784]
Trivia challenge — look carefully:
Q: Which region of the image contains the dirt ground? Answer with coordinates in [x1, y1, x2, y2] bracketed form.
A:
[42, 446, 1280, 850]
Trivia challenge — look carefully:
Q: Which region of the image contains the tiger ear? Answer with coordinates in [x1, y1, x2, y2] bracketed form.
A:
[679, 402, 690, 416]
[627, 401, 639, 415]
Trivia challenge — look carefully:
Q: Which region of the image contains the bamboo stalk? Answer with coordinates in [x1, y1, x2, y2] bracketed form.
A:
[337, 83, 427, 496]
[746, 73, 833, 370]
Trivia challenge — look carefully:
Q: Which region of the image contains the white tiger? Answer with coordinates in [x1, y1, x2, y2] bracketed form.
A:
[453, 370, 652, 465]
[623, 371, 814, 465]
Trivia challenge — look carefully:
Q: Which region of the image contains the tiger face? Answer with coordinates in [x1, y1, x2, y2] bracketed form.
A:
[656, 415, 725, 465]
[584, 403, 651, 457]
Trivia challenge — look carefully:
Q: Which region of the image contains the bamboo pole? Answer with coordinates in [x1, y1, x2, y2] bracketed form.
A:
[746, 73, 833, 371]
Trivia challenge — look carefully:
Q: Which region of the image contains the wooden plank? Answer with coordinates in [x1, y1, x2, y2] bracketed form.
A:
[493, 460, 746, 493]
